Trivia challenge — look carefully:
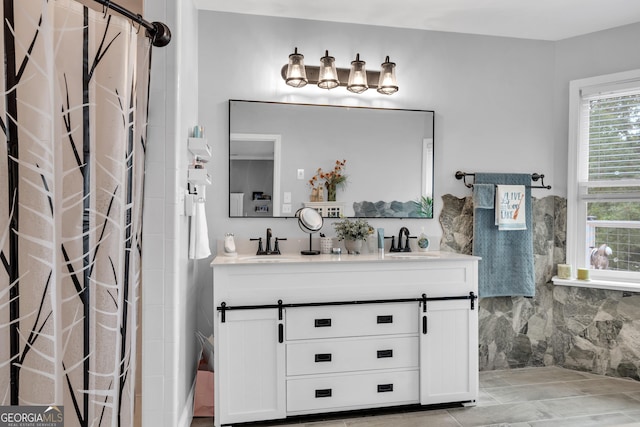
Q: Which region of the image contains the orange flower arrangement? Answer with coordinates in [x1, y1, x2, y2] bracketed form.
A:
[308, 159, 347, 189]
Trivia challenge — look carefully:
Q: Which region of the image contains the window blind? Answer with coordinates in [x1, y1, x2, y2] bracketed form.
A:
[585, 92, 640, 182]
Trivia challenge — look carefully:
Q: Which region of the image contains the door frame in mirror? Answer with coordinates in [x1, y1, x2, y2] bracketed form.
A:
[422, 138, 434, 200]
[229, 133, 281, 217]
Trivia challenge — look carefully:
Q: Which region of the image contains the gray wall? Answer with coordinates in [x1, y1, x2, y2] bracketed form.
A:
[197, 12, 555, 241]
[195, 11, 640, 374]
[552, 22, 640, 195]
[196, 14, 555, 317]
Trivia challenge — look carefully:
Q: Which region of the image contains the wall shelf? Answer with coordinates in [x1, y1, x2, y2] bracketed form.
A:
[188, 137, 211, 160]
[188, 168, 211, 185]
[303, 201, 344, 218]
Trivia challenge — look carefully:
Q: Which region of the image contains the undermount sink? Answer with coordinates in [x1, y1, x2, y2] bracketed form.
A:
[386, 252, 440, 259]
[238, 256, 299, 263]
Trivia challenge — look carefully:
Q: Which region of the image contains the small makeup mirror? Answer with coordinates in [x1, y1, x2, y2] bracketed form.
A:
[296, 207, 323, 255]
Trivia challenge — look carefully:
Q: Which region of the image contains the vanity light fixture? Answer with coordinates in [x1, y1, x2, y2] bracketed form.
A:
[285, 47, 308, 88]
[347, 53, 368, 93]
[318, 50, 339, 89]
[282, 48, 398, 95]
[377, 56, 398, 95]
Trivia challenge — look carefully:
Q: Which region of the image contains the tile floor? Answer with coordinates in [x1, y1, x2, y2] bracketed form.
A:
[191, 366, 640, 427]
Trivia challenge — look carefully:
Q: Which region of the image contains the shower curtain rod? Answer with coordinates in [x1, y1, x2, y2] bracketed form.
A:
[92, 0, 171, 47]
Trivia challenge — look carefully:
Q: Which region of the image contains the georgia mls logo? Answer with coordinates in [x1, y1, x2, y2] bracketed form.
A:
[0, 405, 64, 427]
[44, 406, 63, 419]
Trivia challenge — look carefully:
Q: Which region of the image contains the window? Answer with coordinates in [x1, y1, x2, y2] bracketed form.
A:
[567, 70, 640, 289]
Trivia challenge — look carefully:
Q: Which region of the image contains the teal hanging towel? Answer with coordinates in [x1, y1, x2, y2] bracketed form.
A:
[472, 173, 535, 298]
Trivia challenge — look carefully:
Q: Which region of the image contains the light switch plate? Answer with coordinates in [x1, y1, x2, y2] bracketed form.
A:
[282, 204, 292, 214]
[297, 169, 304, 180]
[283, 192, 292, 203]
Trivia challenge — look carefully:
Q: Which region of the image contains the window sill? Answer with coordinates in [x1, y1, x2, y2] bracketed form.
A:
[552, 276, 640, 293]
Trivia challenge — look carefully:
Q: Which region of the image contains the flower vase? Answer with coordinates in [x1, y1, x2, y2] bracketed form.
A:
[327, 183, 337, 202]
[344, 238, 363, 254]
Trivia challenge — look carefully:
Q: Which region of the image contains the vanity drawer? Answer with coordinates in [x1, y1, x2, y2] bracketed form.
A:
[286, 303, 418, 340]
[287, 369, 419, 413]
[287, 336, 418, 376]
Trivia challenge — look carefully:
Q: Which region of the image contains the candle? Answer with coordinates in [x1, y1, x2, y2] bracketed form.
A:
[577, 268, 590, 280]
[557, 264, 572, 279]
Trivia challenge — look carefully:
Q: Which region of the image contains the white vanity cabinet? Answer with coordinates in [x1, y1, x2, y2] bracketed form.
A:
[216, 309, 285, 424]
[285, 303, 421, 415]
[419, 299, 478, 405]
[212, 252, 479, 427]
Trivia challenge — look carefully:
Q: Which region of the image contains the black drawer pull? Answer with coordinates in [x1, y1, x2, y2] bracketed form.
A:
[314, 318, 332, 328]
[377, 315, 393, 324]
[314, 353, 332, 363]
[278, 324, 283, 343]
[315, 388, 332, 398]
[422, 315, 428, 334]
[377, 349, 393, 359]
[377, 384, 394, 393]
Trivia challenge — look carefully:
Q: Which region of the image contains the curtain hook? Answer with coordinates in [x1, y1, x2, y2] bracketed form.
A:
[103, 0, 111, 19]
[134, 15, 142, 34]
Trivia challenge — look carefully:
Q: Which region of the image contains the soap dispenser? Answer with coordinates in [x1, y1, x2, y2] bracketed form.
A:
[417, 227, 429, 252]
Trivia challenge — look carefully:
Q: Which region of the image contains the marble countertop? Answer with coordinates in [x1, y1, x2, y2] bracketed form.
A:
[211, 250, 480, 266]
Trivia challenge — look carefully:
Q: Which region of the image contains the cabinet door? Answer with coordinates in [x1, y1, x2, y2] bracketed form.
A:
[217, 309, 285, 424]
[419, 299, 478, 405]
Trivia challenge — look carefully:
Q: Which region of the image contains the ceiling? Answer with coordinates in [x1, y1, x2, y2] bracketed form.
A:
[194, 0, 640, 41]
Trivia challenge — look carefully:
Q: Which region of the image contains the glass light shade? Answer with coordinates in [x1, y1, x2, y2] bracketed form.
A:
[347, 53, 368, 94]
[285, 47, 308, 88]
[377, 56, 398, 95]
[318, 50, 339, 90]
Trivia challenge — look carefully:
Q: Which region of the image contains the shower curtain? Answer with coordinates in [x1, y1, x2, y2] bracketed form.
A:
[1, 1, 151, 426]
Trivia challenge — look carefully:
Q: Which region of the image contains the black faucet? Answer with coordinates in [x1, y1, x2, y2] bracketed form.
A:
[250, 237, 265, 255]
[265, 228, 273, 253]
[251, 228, 286, 255]
[390, 227, 413, 252]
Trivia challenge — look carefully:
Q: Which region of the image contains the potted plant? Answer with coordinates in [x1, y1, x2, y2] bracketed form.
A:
[333, 217, 372, 254]
[414, 195, 433, 218]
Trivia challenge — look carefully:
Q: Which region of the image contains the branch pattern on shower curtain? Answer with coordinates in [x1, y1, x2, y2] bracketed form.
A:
[0, 1, 151, 426]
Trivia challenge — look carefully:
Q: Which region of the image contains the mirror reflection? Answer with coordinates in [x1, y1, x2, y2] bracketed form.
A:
[229, 100, 434, 218]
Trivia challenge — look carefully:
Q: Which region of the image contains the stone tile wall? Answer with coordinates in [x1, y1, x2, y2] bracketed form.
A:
[440, 195, 640, 380]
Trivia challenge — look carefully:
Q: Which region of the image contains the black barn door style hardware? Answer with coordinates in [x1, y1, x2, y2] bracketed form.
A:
[220, 302, 226, 323]
[217, 293, 478, 323]
[422, 293, 428, 334]
[277, 299, 284, 343]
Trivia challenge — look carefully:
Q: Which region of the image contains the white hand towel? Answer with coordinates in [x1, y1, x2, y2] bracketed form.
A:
[189, 199, 211, 259]
[495, 185, 527, 230]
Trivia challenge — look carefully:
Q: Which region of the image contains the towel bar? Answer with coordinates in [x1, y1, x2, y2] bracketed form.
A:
[455, 171, 551, 189]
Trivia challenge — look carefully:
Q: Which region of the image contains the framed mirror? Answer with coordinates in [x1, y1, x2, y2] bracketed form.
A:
[229, 100, 434, 218]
